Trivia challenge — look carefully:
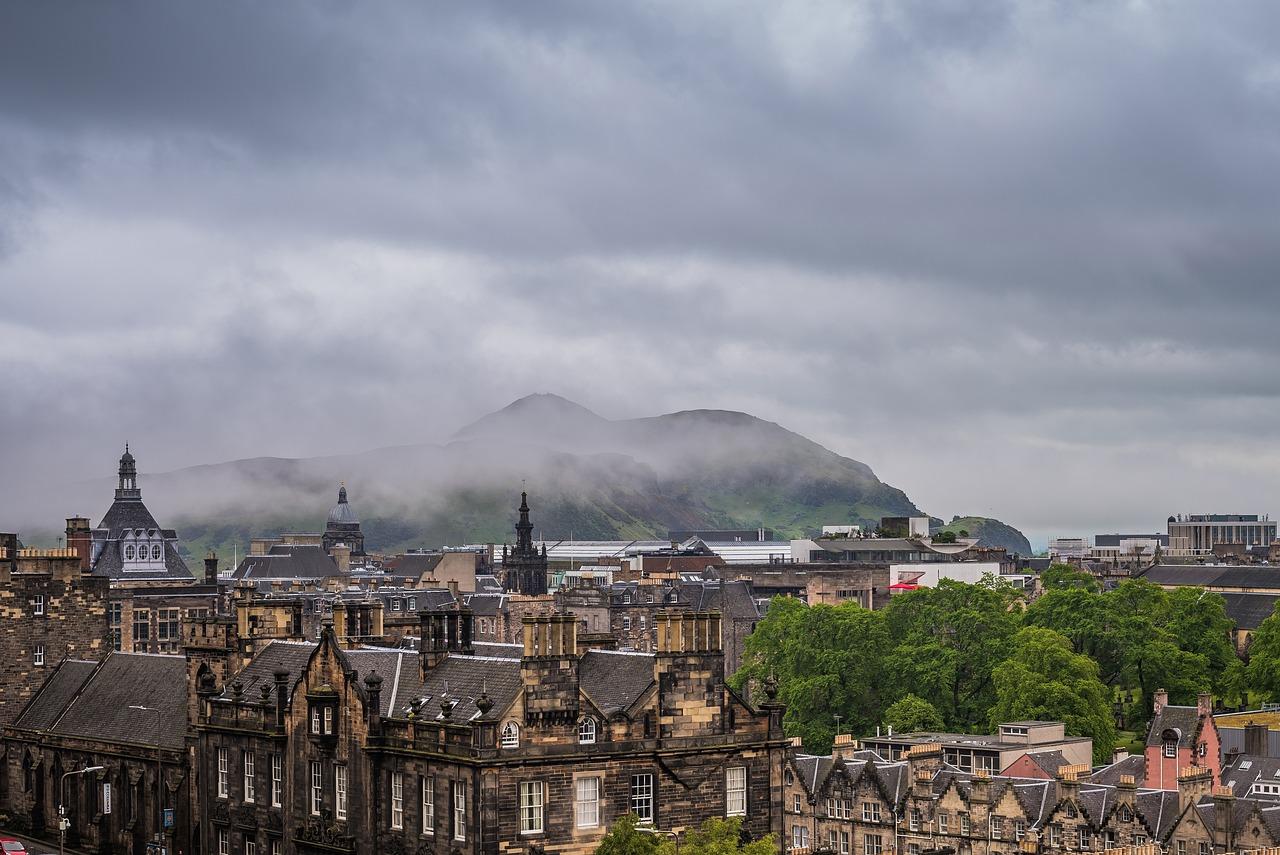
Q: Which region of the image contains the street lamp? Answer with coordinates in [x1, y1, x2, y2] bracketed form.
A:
[129, 705, 165, 851]
[60, 765, 105, 855]
[637, 825, 681, 855]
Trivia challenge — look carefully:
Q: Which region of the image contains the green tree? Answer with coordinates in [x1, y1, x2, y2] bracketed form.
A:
[881, 580, 1021, 728]
[1241, 602, 1280, 704]
[661, 818, 775, 855]
[596, 815, 663, 855]
[1039, 564, 1100, 593]
[1023, 588, 1107, 657]
[989, 626, 1118, 763]
[882, 694, 945, 733]
[732, 598, 891, 753]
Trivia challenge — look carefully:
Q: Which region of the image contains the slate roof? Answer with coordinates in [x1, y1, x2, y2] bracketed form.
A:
[14, 660, 98, 731]
[1148, 704, 1203, 748]
[17, 653, 188, 750]
[218, 641, 318, 702]
[1142, 565, 1280, 591]
[475, 575, 504, 594]
[464, 593, 508, 616]
[1136, 789, 1181, 839]
[1223, 755, 1280, 799]
[579, 649, 655, 716]
[385, 553, 444, 576]
[97, 497, 162, 536]
[1221, 593, 1280, 630]
[1022, 750, 1070, 778]
[1090, 754, 1147, 786]
[674, 580, 762, 621]
[231, 545, 338, 580]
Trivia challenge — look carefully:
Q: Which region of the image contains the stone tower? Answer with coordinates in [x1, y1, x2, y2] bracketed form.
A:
[322, 483, 365, 556]
[503, 490, 548, 595]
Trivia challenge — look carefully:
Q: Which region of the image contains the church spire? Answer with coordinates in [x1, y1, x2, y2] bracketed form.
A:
[515, 490, 534, 553]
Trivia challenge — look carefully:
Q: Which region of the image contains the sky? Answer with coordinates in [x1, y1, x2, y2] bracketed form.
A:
[2, 1, 1280, 547]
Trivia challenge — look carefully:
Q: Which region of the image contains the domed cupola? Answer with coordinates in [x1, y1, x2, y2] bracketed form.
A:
[327, 484, 359, 524]
[323, 482, 365, 557]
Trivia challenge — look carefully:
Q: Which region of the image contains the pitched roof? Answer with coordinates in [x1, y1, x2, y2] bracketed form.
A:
[1222, 755, 1280, 799]
[18, 653, 188, 750]
[579, 649, 655, 716]
[231, 545, 338, 580]
[1148, 705, 1203, 748]
[1090, 754, 1146, 787]
[1221, 593, 1280, 630]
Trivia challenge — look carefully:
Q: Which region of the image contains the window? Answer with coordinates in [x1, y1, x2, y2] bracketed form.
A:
[519, 781, 544, 834]
[33, 645, 44, 666]
[623, 616, 632, 631]
[839, 831, 850, 855]
[325, 707, 334, 735]
[218, 830, 229, 855]
[864, 834, 883, 855]
[133, 609, 151, 651]
[1080, 828, 1092, 849]
[244, 839, 256, 855]
[310, 762, 323, 816]
[217, 749, 229, 798]
[793, 794, 803, 813]
[391, 599, 402, 612]
[579, 717, 597, 744]
[640, 615, 647, 631]
[1049, 826, 1061, 847]
[453, 781, 467, 841]
[938, 812, 949, 834]
[270, 841, 280, 855]
[1177, 841, 1187, 855]
[990, 817, 1003, 839]
[960, 813, 970, 835]
[910, 808, 922, 831]
[126, 545, 135, 560]
[501, 721, 520, 748]
[791, 826, 809, 851]
[271, 755, 282, 808]
[1015, 820, 1026, 841]
[336, 766, 348, 821]
[243, 752, 255, 803]
[389, 771, 401, 828]
[408, 597, 417, 611]
[1066, 802, 1077, 819]
[725, 766, 746, 817]
[1118, 806, 1132, 823]
[631, 774, 655, 823]
[109, 603, 122, 651]
[862, 802, 881, 823]
[422, 778, 434, 833]
[1164, 739, 1178, 758]
[157, 608, 181, 652]
[828, 831, 838, 851]
[152, 544, 162, 560]
[33, 594, 44, 616]
[575, 777, 600, 829]
[1199, 843, 1210, 855]
[311, 707, 321, 733]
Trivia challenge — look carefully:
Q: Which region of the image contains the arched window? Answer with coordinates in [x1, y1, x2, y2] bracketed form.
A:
[501, 721, 520, 748]
[578, 717, 597, 744]
[125, 545, 134, 560]
[151, 544, 162, 560]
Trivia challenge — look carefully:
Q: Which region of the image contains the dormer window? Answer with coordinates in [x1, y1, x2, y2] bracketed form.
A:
[309, 691, 338, 739]
[151, 544, 162, 560]
[1162, 728, 1179, 758]
[501, 721, 520, 749]
[125, 545, 135, 560]
[578, 717, 597, 744]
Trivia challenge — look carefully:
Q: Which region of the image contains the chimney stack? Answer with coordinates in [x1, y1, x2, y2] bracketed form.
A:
[1154, 688, 1169, 715]
[66, 517, 91, 570]
[332, 543, 351, 575]
[1245, 722, 1269, 757]
[204, 550, 219, 585]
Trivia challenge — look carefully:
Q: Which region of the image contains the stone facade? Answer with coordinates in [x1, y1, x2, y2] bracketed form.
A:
[0, 542, 109, 725]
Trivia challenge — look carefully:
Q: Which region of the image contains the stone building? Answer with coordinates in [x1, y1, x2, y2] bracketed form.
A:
[322, 485, 365, 557]
[0, 538, 110, 725]
[190, 607, 787, 855]
[782, 736, 1280, 855]
[90, 447, 194, 583]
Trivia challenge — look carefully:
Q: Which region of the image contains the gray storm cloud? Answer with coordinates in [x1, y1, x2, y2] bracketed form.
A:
[2, 0, 1279, 546]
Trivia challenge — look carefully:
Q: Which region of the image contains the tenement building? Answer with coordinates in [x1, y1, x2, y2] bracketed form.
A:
[192, 607, 787, 855]
[783, 736, 1280, 855]
[0, 536, 109, 725]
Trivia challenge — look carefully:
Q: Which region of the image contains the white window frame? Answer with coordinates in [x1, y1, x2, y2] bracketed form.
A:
[623, 616, 632, 631]
[271, 754, 282, 808]
[34, 645, 44, 666]
[335, 765, 348, 821]
[631, 773, 655, 823]
[791, 825, 809, 851]
[324, 706, 334, 735]
[726, 766, 747, 817]
[244, 839, 256, 855]
[453, 781, 467, 841]
[389, 771, 402, 829]
[501, 721, 520, 748]
[269, 840, 280, 855]
[575, 777, 600, 829]
[217, 749, 229, 799]
[579, 717, 597, 744]
[864, 834, 883, 855]
[519, 781, 545, 835]
[33, 594, 45, 616]
[218, 830, 229, 855]
[310, 761, 323, 816]
[422, 777, 434, 834]
[840, 831, 850, 855]
[243, 752, 255, 804]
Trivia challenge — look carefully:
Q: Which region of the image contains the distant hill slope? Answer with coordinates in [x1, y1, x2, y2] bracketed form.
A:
[932, 516, 1033, 557]
[18, 394, 1029, 564]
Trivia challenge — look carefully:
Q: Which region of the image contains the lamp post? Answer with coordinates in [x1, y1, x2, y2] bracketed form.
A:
[637, 825, 681, 855]
[60, 765, 105, 855]
[129, 705, 165, 853]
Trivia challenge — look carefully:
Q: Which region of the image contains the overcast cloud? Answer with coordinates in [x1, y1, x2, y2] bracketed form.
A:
[3, 0, 1279, 546]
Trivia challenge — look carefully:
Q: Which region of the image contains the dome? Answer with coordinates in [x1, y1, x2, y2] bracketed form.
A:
[327, 484, 359, 524]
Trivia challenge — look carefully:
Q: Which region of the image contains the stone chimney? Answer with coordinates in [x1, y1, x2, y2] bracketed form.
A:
[1056, 764, 1087, 806]
[65, 517, 91, 571]
[1154, 688, 1169, 716]
[1212, 785, 1235, 850]
[1198, 692, 1213, 718]
[1245, 722, 1269, 757]
[653, 610, 725, 737]
[419, 607, 475, 676]
[521, 613, 580, 727]
[364, 671, 383, 735]
[907, 743, 944, 797]
[1179, 766, 1214, 814]
[332, 543, 351, 575]
[204, 550, 219, 585]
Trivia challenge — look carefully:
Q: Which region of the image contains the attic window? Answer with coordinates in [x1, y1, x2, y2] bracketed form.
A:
[309, 698, 337, 737]
[784, 770, 794, 787]
[501, 721, 520, 749]
[578, 717, 597, 745]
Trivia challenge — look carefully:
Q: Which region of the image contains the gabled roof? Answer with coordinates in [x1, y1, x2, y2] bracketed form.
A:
[17, 653, 187, 750]
[1090, 754, 1147, 787]
[231, 545, 338, 580]
[579, 649, 655, 716]
[1148, 705, 1204, 748]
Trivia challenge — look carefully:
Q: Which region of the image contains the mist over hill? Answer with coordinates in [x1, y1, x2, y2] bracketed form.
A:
[9, 394, 1028, 562]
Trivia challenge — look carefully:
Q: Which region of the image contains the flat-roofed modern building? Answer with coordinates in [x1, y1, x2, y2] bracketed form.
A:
[1168, 514, 1276, 556]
